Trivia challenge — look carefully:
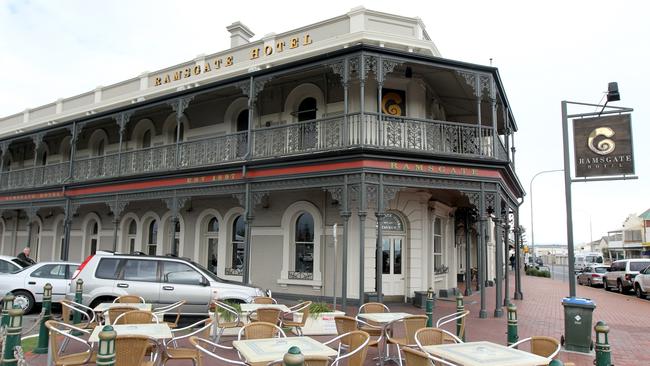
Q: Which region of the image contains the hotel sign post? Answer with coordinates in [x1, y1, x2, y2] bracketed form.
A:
[561, 95, 636, 299]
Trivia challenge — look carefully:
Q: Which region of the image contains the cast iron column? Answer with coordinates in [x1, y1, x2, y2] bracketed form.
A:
[358, 173, 367, 303]
[341, 175, 350, 310]
[493, 199, 503, 317]
[503, 216, 511, 306]
[514, 211, 523, 300]
[478, 190, 487, 318]
[375, 176, 385, 303]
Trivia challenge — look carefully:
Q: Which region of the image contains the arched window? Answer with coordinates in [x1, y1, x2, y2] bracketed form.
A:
[147, 221, 158, 255]
[88, 221, 99, 255]
[169, 220, 181, 256]
[127, 220, 137, 253]
[171, 123, 185, 142]
[379, 212, 405, 276]
[294, 213, 314, 274]
[236, 110, 249, 132]
[297, 97, 317, 122]
[205, 217, 219, 274]
[230, 215, 245, 274]
[433, 217, 443, 274]
[142, 130, 152, 149]
[40, 150, 48, 166]
[29, 221, 42, 261]
[95, 139, 105, 156]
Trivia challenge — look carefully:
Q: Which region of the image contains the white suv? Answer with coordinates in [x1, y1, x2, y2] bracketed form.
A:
[67, 251, 268, 314]
[603, 259, 650, 294]
[633, 264, 650, 299]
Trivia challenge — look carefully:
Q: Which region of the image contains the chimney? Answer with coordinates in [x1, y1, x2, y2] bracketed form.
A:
[227, 21, 254, 48]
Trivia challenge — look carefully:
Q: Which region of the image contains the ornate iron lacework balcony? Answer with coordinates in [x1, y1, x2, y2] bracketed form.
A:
[0, 113, 508, 191]
[224, 267, 243, 276]
[288, 271, 314, 280]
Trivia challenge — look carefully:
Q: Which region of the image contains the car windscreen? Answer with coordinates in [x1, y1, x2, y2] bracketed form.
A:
[11, 259, 28, 268]
[594, 267, 607, 274]
[630, 261, 650, 272]
[191, 261, 226, 283]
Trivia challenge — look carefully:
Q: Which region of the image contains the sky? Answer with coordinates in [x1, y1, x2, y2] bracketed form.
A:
[0, 0, 648, 246]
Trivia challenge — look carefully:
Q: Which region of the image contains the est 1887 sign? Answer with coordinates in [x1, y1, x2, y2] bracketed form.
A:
[573, 114, 634, 178]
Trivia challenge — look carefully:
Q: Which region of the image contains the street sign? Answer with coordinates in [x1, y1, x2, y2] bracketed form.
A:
[573, 114, 634, 178]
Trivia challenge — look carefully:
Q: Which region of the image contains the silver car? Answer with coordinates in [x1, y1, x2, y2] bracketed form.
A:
[67, 251, 268, 315]
[0, 261, 79, 313]
[0, 255, 29, 273]
[577, 265, 608, 287]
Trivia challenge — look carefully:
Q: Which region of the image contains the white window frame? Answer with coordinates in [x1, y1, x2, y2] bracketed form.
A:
[279, 201, 323, 288]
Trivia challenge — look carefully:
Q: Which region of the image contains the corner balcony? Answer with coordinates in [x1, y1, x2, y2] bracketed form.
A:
[0, 113, 508, 191]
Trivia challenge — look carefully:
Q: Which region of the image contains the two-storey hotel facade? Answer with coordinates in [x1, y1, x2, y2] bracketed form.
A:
[0, 7, 524, 312]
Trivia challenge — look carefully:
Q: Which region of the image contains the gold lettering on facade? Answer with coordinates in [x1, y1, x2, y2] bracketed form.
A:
[276, 41, 285, 52]
[214, 59, 222, 69]
[303, 34, 312, 45]
[204, 63, 211, 72]
[414, 164, 424, 171]
[174, 71, 182, 81]
[183, 68, 191, 78]
[290, 37, 299, 48]
[389, 161, 481, 177]
[193, 65, 201, 75]
[225, 56, 233, 66]
[264, 45, 273, 56]
[250, 48, 260, 59]
[163, 74, 171, 84]
[154, 77, 162, 86]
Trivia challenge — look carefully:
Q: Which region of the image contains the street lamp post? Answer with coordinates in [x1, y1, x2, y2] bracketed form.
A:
[529, 169, 564, 261]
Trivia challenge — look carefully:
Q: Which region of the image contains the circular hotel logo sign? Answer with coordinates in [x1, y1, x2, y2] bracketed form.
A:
[573, 114, 634, 178]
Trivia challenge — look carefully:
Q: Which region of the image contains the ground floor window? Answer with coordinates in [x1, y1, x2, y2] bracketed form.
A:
[292, 213, 314, 278]
[433, 217, 447, 274]
[147, 220, 158, 255]
[227, 215, 245, 276]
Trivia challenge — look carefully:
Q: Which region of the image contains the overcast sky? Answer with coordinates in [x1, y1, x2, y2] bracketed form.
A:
[1, 0, 648, 246]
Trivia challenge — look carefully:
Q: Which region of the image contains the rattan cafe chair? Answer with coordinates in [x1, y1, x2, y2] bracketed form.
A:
[435, 310, 469, 341]
[415, 327, 463, 349]
[190, 336, 249, 365]
[508, 336, 561, 359]
[249, 307, 282, 325]
[334, 315, 382, 351]
[323, 330, 370, 366]
[162, 317, 213, 366]
[113, 310, 159, 325]
[59, 299, 98, 329]
[105, 305, 139, 325]
[153, 300, 186, 328]
[212, 300, 245, 344]
[281, 301, 312, 336]
[402, 346, 460, 366]
[45, 320, 96, 366]
[238, 321, 286, 340]
[113, 294, 146, 303]
[357, 302, 390, 336]
[252, 296, 277, 304]
[114, 334, 158, 366]
[385, 315, 429, 366]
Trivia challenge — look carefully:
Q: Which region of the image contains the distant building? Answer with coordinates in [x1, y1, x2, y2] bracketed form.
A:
[600, 209, 650, 260]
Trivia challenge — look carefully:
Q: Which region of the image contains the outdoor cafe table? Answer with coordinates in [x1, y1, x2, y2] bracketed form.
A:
[88, 323, 172, 343]
[233, 336, 337, 365]
[93, 302, 153, 324]
[239, 303, 291, 313]
[422, 341, 551, 366]
[356, 312, 412, 366]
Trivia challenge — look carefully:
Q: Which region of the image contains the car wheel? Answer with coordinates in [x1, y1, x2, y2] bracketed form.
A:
[636, 285, 646, 299]
[617, 280, 624, 294]
[13, 290, 35, 314]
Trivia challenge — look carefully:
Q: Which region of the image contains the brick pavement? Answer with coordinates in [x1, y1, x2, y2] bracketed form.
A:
[23, 271, 649, 365]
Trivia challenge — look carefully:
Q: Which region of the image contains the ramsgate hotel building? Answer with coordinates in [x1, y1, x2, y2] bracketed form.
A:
[0, 7, 525, 315]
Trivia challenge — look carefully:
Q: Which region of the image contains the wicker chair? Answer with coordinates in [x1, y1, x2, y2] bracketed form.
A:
[249, 307, 281, 325]
[113, 295, 146, 303]
[189, 336, 249, 365]
[252, 296, 277, 304]
[45, 320, 96, 366]
[435, 310, 469, 341]
[59, 300, 97, 329]
[334, 316, 382, 351]
[113, 310, 159, 325]
[238, 321, 286, 340]
[162, 318, 213, 366]
[281, 301, 312, 335]
[323, 330, 370, 366]
[357, 302, 390, 336]
[415, 327, 463, 349]
[508, 336, 561, 359]
[386, 315, 429, 366]
[106, 305, 139, 324]
[115, 334, 158, 366]
[212, 301, 244, 344]
[153, 300, 186, 328]
[402, 346, 459, 366]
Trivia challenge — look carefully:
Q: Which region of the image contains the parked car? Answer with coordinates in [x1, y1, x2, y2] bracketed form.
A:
[0, 255, 30, 273]
[577, 265, 609, 287]
[633, 265, 650, 299]
[603, 259, 650, 294]
[0, 261, 79, 313]
[67, 251, 269, 315]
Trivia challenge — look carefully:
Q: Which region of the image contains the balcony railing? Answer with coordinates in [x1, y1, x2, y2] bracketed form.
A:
[0, 113, 510, 191]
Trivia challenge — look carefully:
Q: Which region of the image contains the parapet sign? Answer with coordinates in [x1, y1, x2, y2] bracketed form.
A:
[573, 114, 634, 178]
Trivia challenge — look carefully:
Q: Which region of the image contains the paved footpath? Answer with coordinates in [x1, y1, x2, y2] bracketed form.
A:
[23, 272, 649, 365]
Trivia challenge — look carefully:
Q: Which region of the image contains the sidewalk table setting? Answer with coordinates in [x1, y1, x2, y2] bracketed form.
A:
[88, 323, 172, 343]
[422, 340, 550, 366]
[356, 312, 412, 366]
[93, 302, 153, 324]
[233, 336, 338, 365]
[239, 303, 291, 313]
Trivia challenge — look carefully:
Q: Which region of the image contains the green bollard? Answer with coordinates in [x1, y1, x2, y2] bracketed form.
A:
[2, 305, 24, 366]
[97, 325, 117, 366]
[33, 283, 53, 354]
[507, 303, 518, 346]
[594, 321, 611, 366]
[283, 346, 305, 366]
[1, 293, 14, 327]
[456, 292, 465, 341]
[72, 279, 84, 327]
[425, 287, 434, 327]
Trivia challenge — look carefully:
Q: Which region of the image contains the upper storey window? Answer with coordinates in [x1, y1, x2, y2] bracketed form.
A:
[296, 97, 317, 122]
